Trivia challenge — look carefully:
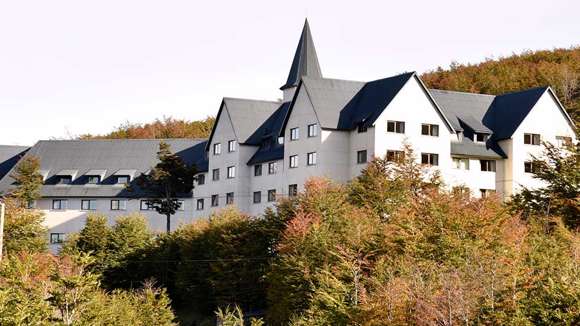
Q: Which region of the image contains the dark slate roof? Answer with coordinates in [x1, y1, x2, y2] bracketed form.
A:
[429, 89, 495, 133]
[451, 137, 505, 159]
[280, 19, 322, 90]
[483, 87, 548, 140]
[0, 139, 207, 198]
[247, 143, 284, 165]
[246, 102, 291, 145]
[0, 145, 29, 180]
[337, 72, 415, 130]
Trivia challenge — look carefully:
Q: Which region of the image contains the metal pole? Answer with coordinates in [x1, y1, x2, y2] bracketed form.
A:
[0, 202, 5, 262]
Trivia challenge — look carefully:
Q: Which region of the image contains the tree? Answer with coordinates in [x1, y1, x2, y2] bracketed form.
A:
[9, 156, 43, 207]
[137, 141, 196, 233]
[1, 198, 47, 255]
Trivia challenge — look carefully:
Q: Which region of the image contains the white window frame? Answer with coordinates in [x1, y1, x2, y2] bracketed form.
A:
[421, 153, 439, 166]
[87, 176, 100, 184]
[524, 133, 541, 145]
[268, 162, 277, 175]
[116, 176, 130, 185]
[254, 164, 262, 176]
[110, 199, 127, 211]
[52, 199, 68, 210]
[196, 199, 204, 211]
[307, 124, 318, 137]
[290, 127, 300, 141]
[387, 120, 405, 134]
[288, 184, 298, 197]
[289, 155, 298, 168]
[452, 157, 470, 170]
[81, 199, 97, 211]
[307, 152, 317, 166]
[227, 166, 236, 179]
[228, 140, 236, 152]
[421, 124, 439, 137]
[213, 143, 222, 155]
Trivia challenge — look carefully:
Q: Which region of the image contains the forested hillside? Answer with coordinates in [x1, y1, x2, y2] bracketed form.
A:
[422, 47, 580, 125]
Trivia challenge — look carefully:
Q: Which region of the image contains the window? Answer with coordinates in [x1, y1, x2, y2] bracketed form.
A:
[421, 153, 439, 166]
[288, 184, 298, 197]
[212, 168, 220, 181]
[197, 174, 205, 185]
[357, 150, 367, 164]
[50, 233, 66, 244]
[110, 199, 127, 211]
[268, 189, 276, 202]
[81, 199, 97, 211]
[227, 166, 236, 179]
[87, 176, 100, 184]
[140, 200, 151, 211]
[52, 199, 67, 210]
[387, 121, 405, 134]
[226, 192, 234, 205]
[452, 186, 470, 196]
[26, 200, 36, 209]
[289, 155, 298, 168]
[196, 199, 204, 211]
[524, 133, 541, 145]
[452, 157, 470, 170]
[307, 152, 317, 166]
[228, 140, 236, 152]
[277, 136, 284, 144]
[57, 176, 72, 185]
[357, 124, 368, 133]
[556, 136, 573, 147]
[290, 127, 300, 141]
[253, 191, 262, 204]
[524, 161, 540, 174]
[116, 176, 129, 185]
[176, 200, 185, 211]
[213, 143, 222, 155]
[480, 160, 496, 172]
[421, 124, 439, 137]
[254, 164, 262, 176]
[386, 150, 405, 163]
[307, 124, 318, 137]
[480, 189, 496, 198]
[475, 133, 489, 143]
[211, 195, 219, 207]
[268, 162, 277, 175]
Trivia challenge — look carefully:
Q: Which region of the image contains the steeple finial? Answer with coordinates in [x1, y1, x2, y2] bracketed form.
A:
[280, 19, 322, 90]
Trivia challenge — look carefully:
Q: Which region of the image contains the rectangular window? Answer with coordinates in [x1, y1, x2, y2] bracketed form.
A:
[475, 133, 489, 143]
[213, 143, 222, 155]
[254, 164, 262, 176]
[421, 153, 439, 166]
[211, 194, 219, 207]
[226, 192, 234, 205]
[452, 157, 470, 170]
[480, 160, 496, 172]
[268, 189, 276, 202]
[307, 152, 317, 166]
[268, 162, 277, 175]
[253, 191, 262, 204]
[307, 124, 318, 137]
[556, 136, 572, 147]
[116, 176, 130, 185]
[421, 124, 439, 137]
[58, 176, 72, 185]
[227, 166, 236, 179]
[50, 233, 66, 244]
[87, 176, 100, 184]
[524, 161, 540, 174]
[176, 200, 185, 211]
[110, 199, 127, 211]
[140, 200, 151, 211]
[386, 150, 405, 163]
[290, 127, 300, 141]
[288, 184, 298, 197]
[196, 199, 204, 211]
[81, 199, 97, 211]
[357, 150, 367, 164]
[289, 155, 298, 168]
[480, 189, 496, 198]
[197, 174, 205, 185]
[277, 136, 284, 145]
[358, 124, 368, 133]
[26, 200, 36, 209]
[52, 199, 68, 210]
[228, 140, 236, 152]
[524, 133, 541, 145]
[387, 121, 405, 134]
[212, 168, 220, 181]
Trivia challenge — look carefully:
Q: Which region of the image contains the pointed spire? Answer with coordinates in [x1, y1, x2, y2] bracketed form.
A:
[280, 19, 322, 90]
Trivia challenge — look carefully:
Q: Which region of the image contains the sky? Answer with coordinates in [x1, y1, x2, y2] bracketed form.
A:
[1, 0, 578, 146]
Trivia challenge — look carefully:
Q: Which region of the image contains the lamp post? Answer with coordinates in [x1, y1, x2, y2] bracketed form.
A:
[0, 201, 4, 262]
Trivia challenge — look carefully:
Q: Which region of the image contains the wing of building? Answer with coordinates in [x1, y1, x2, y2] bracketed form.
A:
[1, 19, 576, 249]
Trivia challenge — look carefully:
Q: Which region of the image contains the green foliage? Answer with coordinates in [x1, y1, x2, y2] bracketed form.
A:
[137, 141, 196, 233]
[8, 155, 43, 207]
[422, 47, 580, 125]
[1, 198, 47, 255]
[79, 116, 215, 140]
[511, 142, 580, 229]
[215, 305, 264, 326]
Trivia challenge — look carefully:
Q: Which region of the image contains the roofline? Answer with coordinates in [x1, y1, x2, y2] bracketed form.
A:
[279, 79, 305, 137]
[414, 74, 456, 133]
[545, 86, 577, 131]
[205, 100, 226, 151]
[429, 88, 496, 97]
[36, 138, 208, 143]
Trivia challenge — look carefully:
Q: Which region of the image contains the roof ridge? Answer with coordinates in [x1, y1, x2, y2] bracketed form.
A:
[301, 76, 366, 84]
[429, 88, 496, 97]
[223, 97, 281, 104]
[495, 86, 548, 97]
[36, 138, 208, 143]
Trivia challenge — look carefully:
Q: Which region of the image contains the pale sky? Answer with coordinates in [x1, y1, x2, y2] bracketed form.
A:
[1, 0, 578, 146]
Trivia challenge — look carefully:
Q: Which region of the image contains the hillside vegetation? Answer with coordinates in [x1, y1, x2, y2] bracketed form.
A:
[422, 47, 580, 125]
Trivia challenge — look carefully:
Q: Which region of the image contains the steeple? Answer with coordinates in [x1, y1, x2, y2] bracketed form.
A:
[280, 19, 322, 93]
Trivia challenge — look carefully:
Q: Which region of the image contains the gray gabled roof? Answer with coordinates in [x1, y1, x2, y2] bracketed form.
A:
[0, 145, 29, 180]
[451, 137, 505, 159]
[0, 139, 207, 198]
[429, 89, 495, 133]
[280, 19, 322, 90]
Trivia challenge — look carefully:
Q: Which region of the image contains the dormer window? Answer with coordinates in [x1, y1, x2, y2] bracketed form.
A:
[87, 176, 100, 184]
[116, 176, 130, 185]
[475, 133, 489, 143]
[277, 136, 284, 145]
[58, 176, 72, 185]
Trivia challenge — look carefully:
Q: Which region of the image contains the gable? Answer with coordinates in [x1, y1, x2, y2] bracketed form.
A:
[514, 88, 577, 137]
